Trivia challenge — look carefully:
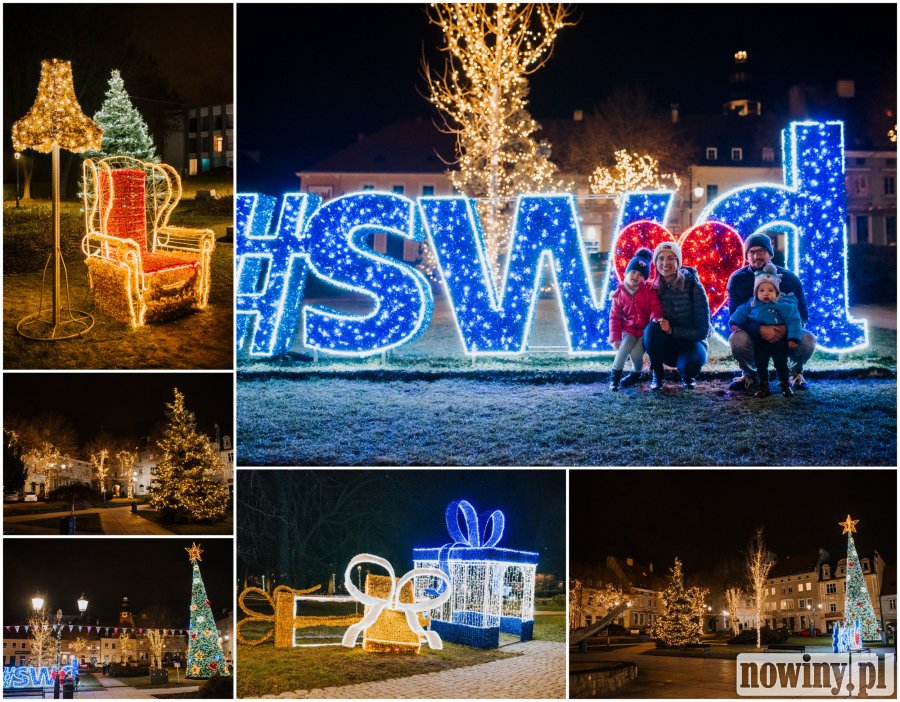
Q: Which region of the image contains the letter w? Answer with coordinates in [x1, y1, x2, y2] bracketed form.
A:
[419, 195, 604, 354]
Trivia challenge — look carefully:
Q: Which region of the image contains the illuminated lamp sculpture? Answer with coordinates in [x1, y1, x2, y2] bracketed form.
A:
[342, 554, 451, 654]
[236, 583, 361, 648]
[81, 156, 215, 326]
[12, 59, 101, 340]
[413, 500, 538, 649]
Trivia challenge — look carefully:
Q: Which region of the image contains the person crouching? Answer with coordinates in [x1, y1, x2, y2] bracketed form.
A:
[729, 263, 803, 398]
[608, 248, 663, 391]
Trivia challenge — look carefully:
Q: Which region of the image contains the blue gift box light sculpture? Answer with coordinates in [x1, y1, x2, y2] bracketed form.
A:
[413, 500, 538, 649]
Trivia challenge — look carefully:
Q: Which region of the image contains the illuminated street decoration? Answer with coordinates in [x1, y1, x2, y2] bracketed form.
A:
[3, 664, 79, 689]
[236, 584, 359, 648]
[235, 192, 318, 356]
[832, 619, 863, 653]
[342, 554, 451, 654]
[700, 121, 866, 351]
[838, 515, 880, 641]
[419, 195, 605, 353]
[234, 121, 867, 357]
[413, 500, 538, 649]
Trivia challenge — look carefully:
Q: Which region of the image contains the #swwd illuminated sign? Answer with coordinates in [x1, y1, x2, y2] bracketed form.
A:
[236, 121, 867, 358]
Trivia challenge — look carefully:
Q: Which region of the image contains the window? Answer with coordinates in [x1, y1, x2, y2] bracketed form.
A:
[12, 642, 16, 648]
[762, 147, 775, 162]
[855, 157, 866, 166]
[856, 215, 870, 243]
[862, 559, 870, 572]
[829, 603, 837, 613]
[889, 598, 897, 610]
[706, 147, 718, 161]
[706, 184, 718, 200]
[731, 147, 743, 161]
[885, 175, 895, 195]
[422, 184, 435, 196]
[227, 452, 234, 463]
[361, 183, 375, 191]
[826, 583, 837, 594]
[887, 158, 897, 166]
[188, 117, 198, 132]
[391, 184, 405, 195]
[854, 174, 869, 196]
[788, 587, 793, 594]
[887, 216, 897, 245]
[214, 135, 224, 153]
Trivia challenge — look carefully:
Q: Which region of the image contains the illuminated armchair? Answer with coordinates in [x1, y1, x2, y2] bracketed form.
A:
[82, 156, 215, 326]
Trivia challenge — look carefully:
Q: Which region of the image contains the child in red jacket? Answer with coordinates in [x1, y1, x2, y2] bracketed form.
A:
[609, 248, 664, 390]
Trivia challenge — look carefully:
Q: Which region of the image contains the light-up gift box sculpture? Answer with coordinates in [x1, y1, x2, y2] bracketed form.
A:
[413, 500, 538, 649]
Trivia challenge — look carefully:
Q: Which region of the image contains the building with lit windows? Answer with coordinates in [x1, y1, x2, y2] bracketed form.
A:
[164, 103, 234, 176]
[23, 456, 93, 498]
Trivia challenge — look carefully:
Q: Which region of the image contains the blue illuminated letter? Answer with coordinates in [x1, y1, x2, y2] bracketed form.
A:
[419, 195, 604, 353]
[303, 192, 434, 356]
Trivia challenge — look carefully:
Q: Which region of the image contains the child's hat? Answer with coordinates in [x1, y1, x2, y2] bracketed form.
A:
[652, 241, 682, 268]
[753, 262, 782, 295]
[625, 248, 653, 279]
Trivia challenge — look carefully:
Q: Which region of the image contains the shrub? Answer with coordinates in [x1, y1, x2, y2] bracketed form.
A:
[3, 207, 84, 272]
[109, 663, 149, 677]
[47, 484, 102, 503]
[727, 627, 790, 645]
[197, 673, 234, 699]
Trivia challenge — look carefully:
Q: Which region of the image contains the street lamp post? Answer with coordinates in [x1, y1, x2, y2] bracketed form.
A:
[54, 608, 62, 699]
[14, 152, 21, 207]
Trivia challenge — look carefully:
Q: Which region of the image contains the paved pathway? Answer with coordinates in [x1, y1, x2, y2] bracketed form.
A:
[261, 640, 566, 699]
[572, 642, 738, 698]
[24, 675, 201, 699]
[4, 504, 176, 535]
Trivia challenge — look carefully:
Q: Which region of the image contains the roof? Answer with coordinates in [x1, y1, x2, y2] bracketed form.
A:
[767, 549, 825, 579]
[300, 118, 456, 174]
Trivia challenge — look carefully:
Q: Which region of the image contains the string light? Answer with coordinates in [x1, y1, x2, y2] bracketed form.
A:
[419, 194, 604, 354]
[413, 500, 538, 649]
[186, 543, 229, 679]
[647, 557, 708, 648]
[3, 664, 79, 690]
[341, 554, 451, 654]
[700, 121, 868, 351]
[82, 157, 215, 327]
[839, 516, 880, 641]
[590, 150, 681, 205]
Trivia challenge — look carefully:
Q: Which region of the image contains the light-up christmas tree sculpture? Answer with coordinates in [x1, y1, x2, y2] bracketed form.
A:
[185, 543, 229, 679]
[149, 389, 228, 523]
[839, 515, 880, 641]
[648, 557, 708, 648]
[86, 70, 158, 162]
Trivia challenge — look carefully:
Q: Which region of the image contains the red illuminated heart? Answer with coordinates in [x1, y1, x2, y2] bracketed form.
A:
[613, 220, 744, 316]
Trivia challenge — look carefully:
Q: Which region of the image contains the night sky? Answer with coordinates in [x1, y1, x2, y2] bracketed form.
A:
[3, 372, 234, 445]
[238, 469, 566, 581]
[237, 3, 896, 194]
[3, 538, 233, 626]
[570, 470, 897, 575]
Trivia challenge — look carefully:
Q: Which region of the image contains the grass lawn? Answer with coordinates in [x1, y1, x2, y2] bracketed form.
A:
[10, 512, 102, 533]
[238, 294, 895, 466]
[534, 613, 566, 642]
[137, 508, 233, 535]
[3, 201, 233, 369]
[235, 638, 518, 697]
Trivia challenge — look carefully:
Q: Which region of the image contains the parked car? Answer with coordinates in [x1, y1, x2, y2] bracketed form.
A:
[796, 628, 823, 637]
[23, 493, 38, 502]
[4, 491, 21, 502]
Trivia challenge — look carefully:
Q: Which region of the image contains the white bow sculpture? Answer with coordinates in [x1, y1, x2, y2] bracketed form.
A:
[341, 553, 452, 651]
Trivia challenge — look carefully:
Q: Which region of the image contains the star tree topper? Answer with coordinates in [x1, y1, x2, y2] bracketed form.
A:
[186, 542, 204, 563]
[839, 515, 860, 535]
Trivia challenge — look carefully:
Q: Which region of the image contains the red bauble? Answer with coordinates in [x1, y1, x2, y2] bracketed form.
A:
[209, 662, 218, 670]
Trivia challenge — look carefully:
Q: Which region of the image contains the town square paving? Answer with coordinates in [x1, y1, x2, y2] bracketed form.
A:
[259, 640, 566, 699]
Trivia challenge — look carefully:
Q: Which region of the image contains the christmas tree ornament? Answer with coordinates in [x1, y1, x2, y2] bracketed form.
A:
[185, 543, 229, 679]
[413, 500, 538, 649]
[838, 515, 879, 642]
[342, 554, 451, 654]
[13, 59, 100, 340]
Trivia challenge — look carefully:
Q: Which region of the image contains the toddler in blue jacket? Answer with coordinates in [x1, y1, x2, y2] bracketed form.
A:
[729, 263, 803, 398]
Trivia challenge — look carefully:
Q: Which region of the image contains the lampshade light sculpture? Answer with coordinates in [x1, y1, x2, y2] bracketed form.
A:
[12, 59, 102, 340]
[413, 500, 538, 649]
[342, 553, 451, 654]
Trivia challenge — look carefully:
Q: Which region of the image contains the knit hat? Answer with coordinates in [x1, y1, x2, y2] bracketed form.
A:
[753, 262, 782, 297]
[743, 232, 774, 258]
[653, 241, 682, 269]
[625, 248, 653, 279]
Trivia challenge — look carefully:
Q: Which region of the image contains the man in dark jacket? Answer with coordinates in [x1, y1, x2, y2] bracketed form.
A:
[726, 233, 817, 391]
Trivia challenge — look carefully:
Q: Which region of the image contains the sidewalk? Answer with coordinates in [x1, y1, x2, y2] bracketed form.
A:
[4, 504, 176, 535]
[260, 640, 566, 699]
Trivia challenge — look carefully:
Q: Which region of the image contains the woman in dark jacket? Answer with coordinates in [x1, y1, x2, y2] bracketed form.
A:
[643, 241, 711, 390]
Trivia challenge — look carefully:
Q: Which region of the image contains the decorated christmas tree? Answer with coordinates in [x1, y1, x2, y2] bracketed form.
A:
[149, 389, 229, 522]
[185, 543, 229, 679]
[85, 69, 158, 161]
[648, 557, 708, 648]
[839, 515, 880, 641]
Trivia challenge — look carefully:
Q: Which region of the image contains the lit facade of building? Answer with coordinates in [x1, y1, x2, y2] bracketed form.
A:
[164, 104, 234, 176]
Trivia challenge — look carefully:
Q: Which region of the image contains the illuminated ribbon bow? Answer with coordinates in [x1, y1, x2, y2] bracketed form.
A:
[341, 554, 452, 651]
[432, 500, 505, 595]
[236, 584, 320, 646]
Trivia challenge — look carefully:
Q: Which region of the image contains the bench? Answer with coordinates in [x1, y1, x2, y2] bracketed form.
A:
[2, 693, 44, 698]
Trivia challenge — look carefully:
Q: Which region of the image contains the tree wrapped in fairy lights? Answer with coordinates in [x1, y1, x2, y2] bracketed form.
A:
[85, 69, 158, 162]
[149, 389, 228, 523]
[185, 543, 229, 679]
[648, 557, 708, 648]
[423, 3, 573, 278]
[839, 515, 880, 641]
